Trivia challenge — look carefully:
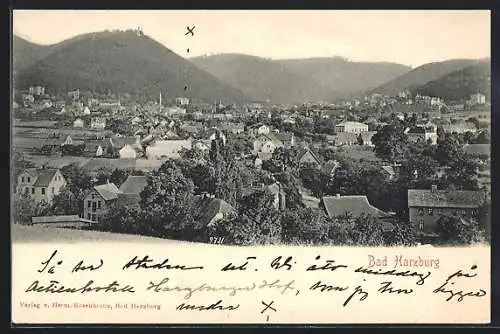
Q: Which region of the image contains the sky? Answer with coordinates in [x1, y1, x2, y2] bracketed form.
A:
[12, 10, 491, 68]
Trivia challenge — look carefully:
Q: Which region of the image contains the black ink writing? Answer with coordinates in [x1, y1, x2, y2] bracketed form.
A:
[270, 256, 293, 270]
[309, 280, 349, 292]
[37, 250, 62, 274]
[221, 257, 256, 271]
[378, 281, 413, 294]
[343, 285, 369, 307]
[307, 256, 348, 272]
[72, 259, 104, 273]
[122, 256, 203, 271]
[176, 300, 239, 311]
[354, 266, 431, 285]
[25, 280, 135, 294]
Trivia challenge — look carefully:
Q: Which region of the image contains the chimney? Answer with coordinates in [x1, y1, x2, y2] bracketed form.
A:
[431, 185, 438, 192]
[336, 193, 341, 199]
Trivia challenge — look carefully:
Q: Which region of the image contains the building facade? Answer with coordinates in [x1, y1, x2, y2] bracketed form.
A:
[83, 183, 121, 222]
[16, 168, 67, 204]
[335, 121, 369, 134]
[407, 186, 483, 233]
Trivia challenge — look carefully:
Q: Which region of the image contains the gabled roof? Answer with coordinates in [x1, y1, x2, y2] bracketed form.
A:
[116, 193, 142, 207]
[33, 169, 59, 187]
[93, 183, 121, 201]
[322, 195, 390, 219]
[407, 189, 483, 208]
[298, 148, 321, 164]
[119, 175, 148, 194]
[194, 197, 236, 228]
[381, 165, 396, 176]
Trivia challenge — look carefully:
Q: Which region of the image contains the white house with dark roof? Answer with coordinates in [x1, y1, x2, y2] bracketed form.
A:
[16, 168, 67, 204]
[83, 182, 121, 222]
[407, 185, 484, 234]
[298, 148, 322, 169]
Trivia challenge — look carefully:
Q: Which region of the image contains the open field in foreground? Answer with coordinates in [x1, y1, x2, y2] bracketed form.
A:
[12, 224, 194, 244]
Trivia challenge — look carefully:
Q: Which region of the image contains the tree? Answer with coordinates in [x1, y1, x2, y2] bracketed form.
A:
[100, 203, 142, 235]
[60, 163, 93, 195]
[281, 207, 329, 245]
[140, 162, 199, 240]
[436, 215, 485, 245]
[218, 190, 282, 245]
[384, 220, 418, 246]
[49, 186, 81, 216]
[371, 122, 409, 162]
[12, 192, 50, 224]
[300, 165, 329, 198]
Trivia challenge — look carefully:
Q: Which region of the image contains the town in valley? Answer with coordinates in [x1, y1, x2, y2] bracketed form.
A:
[11, 24, 491, 247]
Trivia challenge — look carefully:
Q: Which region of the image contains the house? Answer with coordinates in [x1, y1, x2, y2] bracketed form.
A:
[441, 122, 477, 134]
[165, 106, 186, 117]
[220, 122, 245, 134]
[335, 121, 368, 134]
[90, 117, 106, 130]
[359, 131, 377, 146]
[180, 124, 202, 136]
[194, 196, 236, 230]
[29, 85, 45, 96]
[407, 185, 484, 235]
[68, 89, 80, 101]
[39, 138, 61, 155]
[16, 168, 67, 204]
[73, 118, 84, 128]
[203, 128, 227, 145]
[83, 106, 91, 115]
[61, 135, 85, 156]
[298, 148, 321, 169]
[248, 124, 270, 136]
[405, 123, 438, 145]
[83, 183, 121, 222]
[145, 139, 192, 159]
[116, 175, 148, 208]
[253, 133, 283, 154]
[275, 132, 295, 149]
[469, 93, 486, 105]
[119, 144, 143, 159]
[175, 97, 190, 106]
[381, 164, 402, 180]
[321, 194, 392, 219]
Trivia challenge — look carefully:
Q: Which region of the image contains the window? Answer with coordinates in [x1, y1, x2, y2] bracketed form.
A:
[27, 177, 30, 182]
[452, 209, 457, 215]
[51, 187, 54, 194]
[24, 188, 29, 194]
[91, 214, 96, 222]
[419, 221, 424, 231]
[437, 208, 442, 215]
[427, 208, 433, 216]
[460, 209, 466, 216]
[31, 188, 35, 194]
[418, 208, 424, 216]
[97, 201, 102, 209]
[41, 188, 45, 195]
[91, 194, 95, 199]
[92, 202, 97, 212]
[87, 200, 91, 208]
[87, 213, 91, 220]
[21, 176, 25, 182]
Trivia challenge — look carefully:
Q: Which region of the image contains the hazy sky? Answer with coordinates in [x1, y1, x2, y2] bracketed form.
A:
[12, 10, 490, 67]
